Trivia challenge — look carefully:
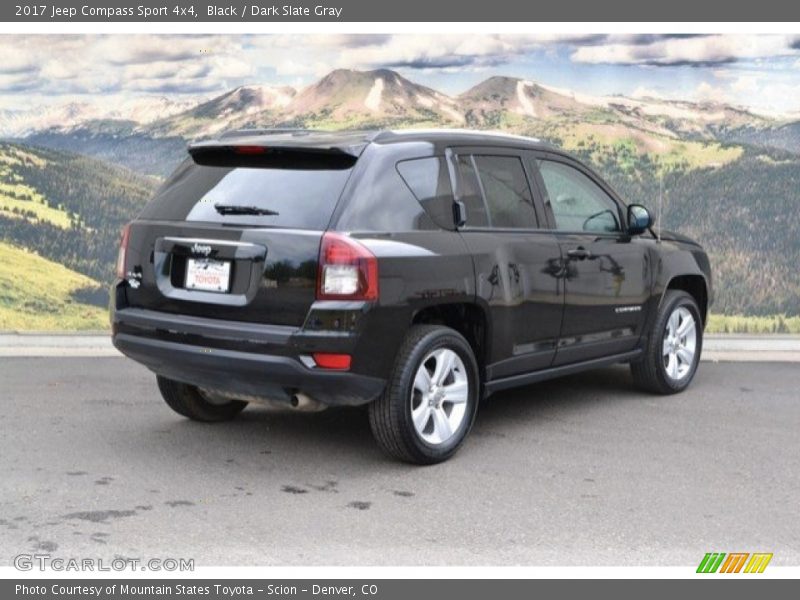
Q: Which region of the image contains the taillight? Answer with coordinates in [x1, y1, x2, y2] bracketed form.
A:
[316, 232, 378, 301]
[116, 223, 131, 279]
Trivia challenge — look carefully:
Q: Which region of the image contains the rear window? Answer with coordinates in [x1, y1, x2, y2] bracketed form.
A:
[139, 155, 354, 229]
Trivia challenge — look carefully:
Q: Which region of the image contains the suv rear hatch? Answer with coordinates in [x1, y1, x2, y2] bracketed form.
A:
[121, 138, 361, 327]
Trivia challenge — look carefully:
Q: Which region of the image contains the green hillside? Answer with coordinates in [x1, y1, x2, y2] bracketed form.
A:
[0, 141, 157, 287]
[0, 241, 107, 330]
[558, 142, 800, 317]
[0, 142, 157, 330]
[24, 123, 186, 179]
[5, 69, 800, 328]
[6, 131, 800, 326]
[0, 145, 73, 228]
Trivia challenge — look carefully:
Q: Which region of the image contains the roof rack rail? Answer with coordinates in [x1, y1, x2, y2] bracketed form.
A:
[218, 128, 323, 140]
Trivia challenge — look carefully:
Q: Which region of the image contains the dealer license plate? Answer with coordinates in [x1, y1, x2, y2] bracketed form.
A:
[185, 258, 231, 293]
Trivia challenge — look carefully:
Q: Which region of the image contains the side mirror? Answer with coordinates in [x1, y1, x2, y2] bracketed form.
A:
[627, 204, 653, 235]
[453, 200, 467, 228]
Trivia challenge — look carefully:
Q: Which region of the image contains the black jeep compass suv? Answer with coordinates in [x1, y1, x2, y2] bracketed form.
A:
[111, 129, 712, 464]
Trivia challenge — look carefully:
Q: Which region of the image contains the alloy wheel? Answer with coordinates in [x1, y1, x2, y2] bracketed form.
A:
[410, 348, 469, 445]
[662, 306, 697, 381]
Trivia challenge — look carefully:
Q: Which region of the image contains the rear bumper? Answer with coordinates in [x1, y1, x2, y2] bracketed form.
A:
[111, 307, 385, 406]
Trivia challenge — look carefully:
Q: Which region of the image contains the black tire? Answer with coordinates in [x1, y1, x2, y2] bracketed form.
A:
[631, 290, 703, 394]
[368, 325, 480, 465]
[156, 376, 247, 422]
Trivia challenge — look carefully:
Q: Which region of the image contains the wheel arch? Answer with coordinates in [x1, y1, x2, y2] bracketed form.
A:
[663, 274, 709, 326]
[411, 302, 489, 374]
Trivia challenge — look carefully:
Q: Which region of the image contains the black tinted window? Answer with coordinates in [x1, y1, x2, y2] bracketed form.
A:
[334, 152, 436, 232]
[472, 155, 537, 228]
[396, 157, 454, 229]
[139, 158, 353, 230]
[538, 160, 621, 233]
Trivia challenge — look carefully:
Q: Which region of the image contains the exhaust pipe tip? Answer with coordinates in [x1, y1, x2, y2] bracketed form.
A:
[198, 386, 327, 412]
[289, 392, 327, 412]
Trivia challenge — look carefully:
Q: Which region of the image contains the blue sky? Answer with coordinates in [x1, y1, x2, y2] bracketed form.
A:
[1, 34, 799, 116]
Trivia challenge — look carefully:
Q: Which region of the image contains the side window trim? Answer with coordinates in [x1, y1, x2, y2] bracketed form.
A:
[444, 147, 481, 228]
[445, 149, 490, 228]
[527, 153, 558, 230]
[468, 155, 495, 228]
[533, 151, 625, 235]
[519, 149, 550, 229]
[444, 147, 460, 226]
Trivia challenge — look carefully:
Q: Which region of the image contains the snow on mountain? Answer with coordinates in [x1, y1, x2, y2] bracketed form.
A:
[4, 68, 796, 154]
[0, 96, 204, 137]
[285, 68, 464, 124]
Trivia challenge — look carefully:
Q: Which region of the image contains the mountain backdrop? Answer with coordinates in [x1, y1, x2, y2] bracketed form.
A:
[1, 68, 799, 330]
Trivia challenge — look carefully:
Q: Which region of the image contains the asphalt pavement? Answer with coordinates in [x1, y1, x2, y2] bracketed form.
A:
[1, 358, 798, 566]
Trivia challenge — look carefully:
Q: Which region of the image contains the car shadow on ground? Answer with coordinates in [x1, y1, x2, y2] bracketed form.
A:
[135, 365, 649, 467]
[477, 364, 644, 422]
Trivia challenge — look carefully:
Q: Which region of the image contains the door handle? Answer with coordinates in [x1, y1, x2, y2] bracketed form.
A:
[567, 247, 592, 260]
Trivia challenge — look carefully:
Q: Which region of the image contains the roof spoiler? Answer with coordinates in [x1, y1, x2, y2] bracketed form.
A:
[187, 139, 361, 170]
[218, 128, 323, 140]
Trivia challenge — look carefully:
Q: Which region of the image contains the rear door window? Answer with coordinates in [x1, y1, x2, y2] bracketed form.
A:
[139, 156, 354, 230]
[454, 154, 537, 229]
[472, 155, 537, 228]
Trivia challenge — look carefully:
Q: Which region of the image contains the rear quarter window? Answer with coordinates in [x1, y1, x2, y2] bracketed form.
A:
[396, 157, 455, 230]
[332, 151, 438, 232]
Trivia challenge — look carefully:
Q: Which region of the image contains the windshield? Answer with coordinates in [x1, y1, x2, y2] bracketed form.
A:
[139, 158, 354, 229]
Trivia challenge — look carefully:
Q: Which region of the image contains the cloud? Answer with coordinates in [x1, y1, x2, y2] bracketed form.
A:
[331, 35, 532, 72]
[331, 34, 680, 71]
[0, 35, 258, 99]
[265, 33, 794, 74]
[607, 34, 709, 46]
[321, 34, 393, 48]
[1, 34, 799, 118]
[571, 35, 798, 67]
[123, 61, 208, 81]
[0, 72, 41, 93]
[694, 81, 725, 102]
[0, 53, 39, 75]
[630, 86, 667, 100]
[97, 36, 214, 65]
[126, 78, 222, 95]
[383, 55, 504, 70]
[730, 75, 759, 93]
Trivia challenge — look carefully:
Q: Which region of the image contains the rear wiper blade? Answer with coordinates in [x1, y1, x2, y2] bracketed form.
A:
[213, 203, 280, 216]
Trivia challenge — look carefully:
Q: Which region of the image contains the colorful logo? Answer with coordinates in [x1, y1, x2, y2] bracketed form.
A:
[697, 552, 773, 573]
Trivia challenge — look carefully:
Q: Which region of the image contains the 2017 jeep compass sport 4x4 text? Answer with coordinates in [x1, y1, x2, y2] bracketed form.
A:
[111, 129, 712, 464]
